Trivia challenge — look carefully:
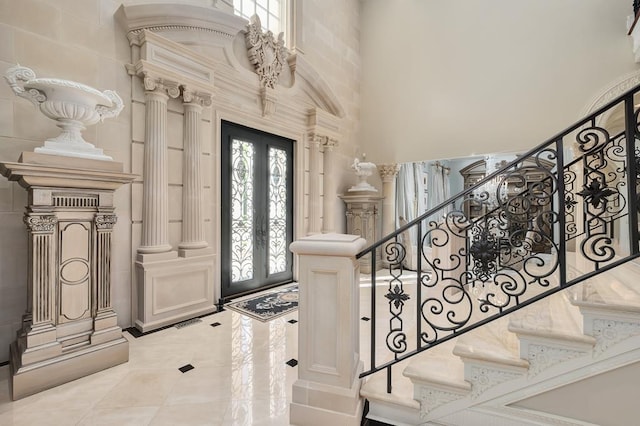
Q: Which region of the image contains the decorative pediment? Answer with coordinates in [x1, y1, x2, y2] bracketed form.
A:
[117, 3, 345, 120]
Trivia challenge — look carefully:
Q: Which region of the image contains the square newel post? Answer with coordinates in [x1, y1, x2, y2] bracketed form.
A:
[289, 233, 367, 425]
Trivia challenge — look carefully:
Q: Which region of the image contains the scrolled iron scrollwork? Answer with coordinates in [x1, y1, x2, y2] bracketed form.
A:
[576, 126, 611, 154]
[359, 84, 640, 394]
[385, 238, 406, 267]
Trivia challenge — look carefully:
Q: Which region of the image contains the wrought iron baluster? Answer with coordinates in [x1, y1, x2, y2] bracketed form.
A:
[354, 83, 640, 386]
[370, 248, 376, 373]
[416, 220, 422, 351]
[625, 95, 640, 255]
[386, 365, 392, 394]
[556, 138, 568, 288]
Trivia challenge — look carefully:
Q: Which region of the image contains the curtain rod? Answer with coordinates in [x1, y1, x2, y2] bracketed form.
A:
[434, 161, 451, 173]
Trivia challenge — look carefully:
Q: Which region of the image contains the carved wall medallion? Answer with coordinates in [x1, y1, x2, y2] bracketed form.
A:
[245, 15, 288, 89]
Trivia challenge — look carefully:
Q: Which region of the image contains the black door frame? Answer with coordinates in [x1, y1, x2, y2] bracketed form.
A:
[220, 121, 294, 299]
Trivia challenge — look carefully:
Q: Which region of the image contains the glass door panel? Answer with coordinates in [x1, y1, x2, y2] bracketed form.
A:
[221, 122, 294, 298]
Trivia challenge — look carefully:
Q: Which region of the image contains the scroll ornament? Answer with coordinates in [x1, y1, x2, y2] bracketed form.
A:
[245, 15, 288, 89]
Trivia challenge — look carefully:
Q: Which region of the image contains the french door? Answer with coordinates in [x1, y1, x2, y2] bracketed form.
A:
[221, 121, 294, 298]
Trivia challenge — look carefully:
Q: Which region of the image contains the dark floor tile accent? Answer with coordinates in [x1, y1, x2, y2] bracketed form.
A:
[179, 364, 195, 373]
[123, 327, 143, 338]
[361, 316, 371, 321]
[123, 310, 223, 338]
[210, 322, 221, 327]
[286, 359, 298, 367]
[175, 318, 202, 329]
[287, 319, 298, 324]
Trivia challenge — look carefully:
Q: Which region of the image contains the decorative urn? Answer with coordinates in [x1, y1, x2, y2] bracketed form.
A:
[348, 155, 378, 192]
[4, 65, 124, 161]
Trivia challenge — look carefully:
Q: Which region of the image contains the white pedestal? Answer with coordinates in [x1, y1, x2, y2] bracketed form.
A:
[339, 192, 384, 273]
[289, 233, 367, 425]
[0, 152, 136, 400]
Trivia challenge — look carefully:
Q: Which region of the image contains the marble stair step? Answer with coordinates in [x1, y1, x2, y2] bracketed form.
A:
[453, 316, 524, 368]
[360, 361, 422, 426]
[402, 340, 470, 420]
[570, 275, 640, 313]
[509, 290, 595, 377]
[361, 362, 419, 410]
[403, 339, 467, 388]
[509, 289, 592, 344]
[451, 316, 528, 400]
[567, 261, 640, 357]
[606, 258, 640, 298]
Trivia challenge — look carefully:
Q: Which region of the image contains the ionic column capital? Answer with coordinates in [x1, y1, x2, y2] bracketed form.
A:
[323, 137, 339, 152]
[143, 75, 180, 99]
[182, 86, 212, 107]
[378, 163, 401, 183]
[308, 132, 325, 149]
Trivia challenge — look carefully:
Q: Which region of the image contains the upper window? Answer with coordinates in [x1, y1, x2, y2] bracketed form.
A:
[233, 0, 284, 35]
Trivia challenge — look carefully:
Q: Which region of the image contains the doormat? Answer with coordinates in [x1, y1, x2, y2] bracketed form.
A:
[226, 285, 298, 322]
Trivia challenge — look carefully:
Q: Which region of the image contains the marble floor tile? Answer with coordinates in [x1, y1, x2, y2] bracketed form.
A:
[0, 276, 408, 425]
[77, 407, 160, 426]
[94, 369, 182, 409]
[149, 402, 228, 426]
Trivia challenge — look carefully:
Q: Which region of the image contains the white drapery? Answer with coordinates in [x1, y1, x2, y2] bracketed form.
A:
[429, 161, 451, 217]
[395, 162, 427, 247]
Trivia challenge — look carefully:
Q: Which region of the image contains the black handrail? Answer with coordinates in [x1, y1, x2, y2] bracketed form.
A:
[357, 84, 640, 259]
[357, 84, 640, 394]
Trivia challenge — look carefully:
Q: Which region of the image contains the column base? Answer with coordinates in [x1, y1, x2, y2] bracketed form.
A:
[137, 244, 174, 255]
[10, 336, 129, 400]
[290, 362, 364, 426]
[178, 246, 214, 258]
[135, 254, 216, 333]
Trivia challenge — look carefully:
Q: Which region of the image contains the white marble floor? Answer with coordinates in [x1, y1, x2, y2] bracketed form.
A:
[0, 270, 416, 426]
[0, 307, 299, 426]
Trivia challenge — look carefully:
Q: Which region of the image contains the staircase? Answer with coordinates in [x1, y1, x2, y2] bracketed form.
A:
[357, 85, 640, 425]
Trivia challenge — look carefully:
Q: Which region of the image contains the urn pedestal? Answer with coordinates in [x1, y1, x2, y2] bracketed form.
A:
[0, 152, 136, 400]
[339, 192, 384, 274]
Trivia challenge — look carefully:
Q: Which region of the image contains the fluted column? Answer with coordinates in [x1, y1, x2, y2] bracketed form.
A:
[179, 89, 212, 253]
[378, 164, 401, 238]
[321, 138, 339, 233]
[308, 134, 323, 234]
[24, 215, 57, 336]
[378, 164, 400, 268]
[95, 213, 117, 314]
[92, 212, 122, 344]
[138, 78, 178, 254]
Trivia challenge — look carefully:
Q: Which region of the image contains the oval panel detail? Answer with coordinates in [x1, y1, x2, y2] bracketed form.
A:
[60, 258, 90, 284]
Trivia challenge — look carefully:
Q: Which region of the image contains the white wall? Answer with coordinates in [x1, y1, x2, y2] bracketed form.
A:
[360, 0, 640, 164]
